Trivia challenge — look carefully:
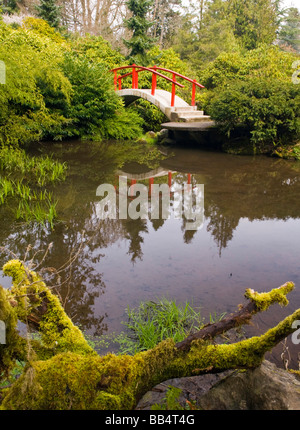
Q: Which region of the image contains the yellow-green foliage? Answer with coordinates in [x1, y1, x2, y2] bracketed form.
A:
[69, 33, 125, 69]
[22, 17, 67, 45]
[0, 19, 142, 146]
[200, 45, 299, 90]
[0, 21, 72, 146]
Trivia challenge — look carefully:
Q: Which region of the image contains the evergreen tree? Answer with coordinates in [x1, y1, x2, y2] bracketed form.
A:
[0, 0, 19, 15]
[35, 0, 61, 29]
[278, 7, 300, 53]
[228, 0, 278, 50]
[124, 0, 155, 62]
[175, 0, 238, 65]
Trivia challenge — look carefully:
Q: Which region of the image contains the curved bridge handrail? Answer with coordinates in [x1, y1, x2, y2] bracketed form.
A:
[110, 64, 204, 107]
[147, 66, 205, 89]
[115, 66, 184, 88]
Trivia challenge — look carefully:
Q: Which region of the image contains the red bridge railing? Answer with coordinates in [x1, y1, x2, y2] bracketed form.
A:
[110, 64, 204, 107]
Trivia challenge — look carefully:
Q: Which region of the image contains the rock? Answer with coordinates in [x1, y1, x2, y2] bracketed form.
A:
[135, 370, 235, 410]
[157, 129, 169, 142]
[147, 131, 156, 138]
[135, 360, 300, 410]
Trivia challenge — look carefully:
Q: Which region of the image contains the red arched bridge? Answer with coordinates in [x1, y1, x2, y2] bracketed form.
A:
[110, 64, 211, 122]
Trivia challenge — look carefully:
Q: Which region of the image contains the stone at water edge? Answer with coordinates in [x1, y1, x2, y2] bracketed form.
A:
[136, 360, 300, 410]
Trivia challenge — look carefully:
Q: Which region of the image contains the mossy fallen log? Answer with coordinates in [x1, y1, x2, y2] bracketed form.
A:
[0, 259, 299, 410]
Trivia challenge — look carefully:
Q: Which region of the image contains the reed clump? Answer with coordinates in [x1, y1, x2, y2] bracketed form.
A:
[0, 146, 66, 228]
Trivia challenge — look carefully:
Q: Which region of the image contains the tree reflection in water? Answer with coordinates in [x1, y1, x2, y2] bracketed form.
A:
[1, 141, 300, 347]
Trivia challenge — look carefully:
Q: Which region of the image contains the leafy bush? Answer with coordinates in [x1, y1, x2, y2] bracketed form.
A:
[208, 77, 300, 149]
[69, 34, 125, 69]
[0, 20, 144, 144]
[0, 21, 71, 145]
[61, 53, 143, 140]
[200, 45, 298, 90]
[129, 100, 167, 132]
[101, 108, 144, 140]
[22, 17, 66, 44]
[200, 45, 300, 152]
[60, 54, 119, 138]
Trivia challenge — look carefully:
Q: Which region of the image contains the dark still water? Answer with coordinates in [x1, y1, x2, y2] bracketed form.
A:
[1, 140, 300, 368]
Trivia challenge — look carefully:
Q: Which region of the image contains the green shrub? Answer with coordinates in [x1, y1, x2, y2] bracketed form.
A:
[208, 77, 300, 149]
[61, 53, 143, 140]
[199, 45, 300, 152]
[69, 33, 125, 69]
[0, 21, 71, 145]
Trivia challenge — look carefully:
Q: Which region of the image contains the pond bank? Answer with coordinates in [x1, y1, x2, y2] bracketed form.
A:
[155, 124, 300, 160]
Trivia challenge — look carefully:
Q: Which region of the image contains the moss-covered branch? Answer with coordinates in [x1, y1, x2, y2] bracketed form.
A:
[2, 259, 95, 357]
[176, 282, 295, 351]
[0, 259, 299, 410]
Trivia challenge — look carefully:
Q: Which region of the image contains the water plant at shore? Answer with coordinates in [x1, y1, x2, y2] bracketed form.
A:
[119, 298, 205, 354]
[0, 146, 65, 227]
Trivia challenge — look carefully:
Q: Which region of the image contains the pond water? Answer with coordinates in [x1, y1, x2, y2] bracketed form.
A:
[1, 139, 300, 368]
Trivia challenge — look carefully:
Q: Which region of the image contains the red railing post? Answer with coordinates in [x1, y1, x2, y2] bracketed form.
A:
[136, 70, 138, 89]
[151, 65, 157, 96]
[168, 171, 172, 188]
[149, 177, 154, 195]
[118, 76, 122, 90]
[114, 71, 117, 91]
[110, 65, 204, 104]
[171, 73, 176, 107]
[191, 80, 196, 106]
[132, 64, 139, 89]
[132, 64, 136, 89]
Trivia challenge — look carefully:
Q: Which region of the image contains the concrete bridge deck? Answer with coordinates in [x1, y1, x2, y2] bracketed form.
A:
[117, 88, 211, 122]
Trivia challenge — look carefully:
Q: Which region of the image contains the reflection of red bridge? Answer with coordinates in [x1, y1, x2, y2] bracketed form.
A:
[110, 64, 211, 123]
[115, 169, 192, 197]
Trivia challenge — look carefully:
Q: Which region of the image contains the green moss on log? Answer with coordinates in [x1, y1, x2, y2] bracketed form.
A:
[244, 282, 294, 310]
[3, 259, 95, 356]
[1, 259, 300, 410]
[2, 306, 300, 410]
